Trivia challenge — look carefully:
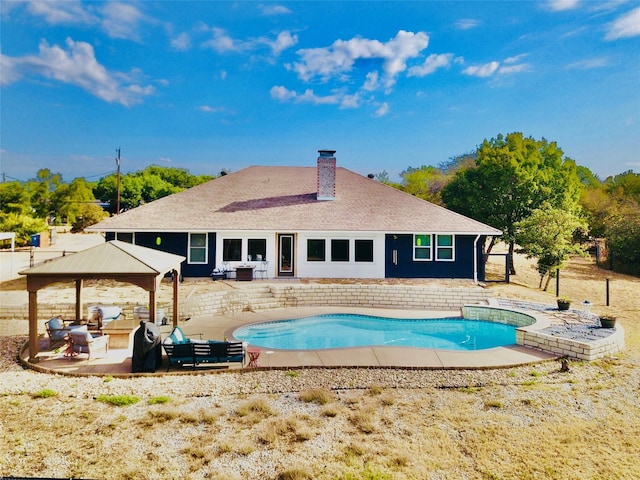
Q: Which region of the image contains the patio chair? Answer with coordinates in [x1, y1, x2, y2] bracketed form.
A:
[69, 329, 109, 360]
[87, 305, 124, 330]
[254, 260, 268, 279]
[45, 316, 85, 344]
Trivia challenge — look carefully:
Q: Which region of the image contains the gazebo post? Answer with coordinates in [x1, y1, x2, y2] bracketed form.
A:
[148, 290, 156, 327]
[75, 279, 83, 321]
[28, 290, 39, 362]
[172, 269, 179, 328]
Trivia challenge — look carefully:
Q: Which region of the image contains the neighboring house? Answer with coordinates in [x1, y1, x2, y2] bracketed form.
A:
[87, 151, 501, 281]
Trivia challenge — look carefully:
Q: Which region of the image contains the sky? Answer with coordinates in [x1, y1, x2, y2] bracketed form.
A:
[1, 0, 639, 184]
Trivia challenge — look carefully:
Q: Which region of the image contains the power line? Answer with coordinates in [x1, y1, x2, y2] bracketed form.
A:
[1, 170, 117, 183]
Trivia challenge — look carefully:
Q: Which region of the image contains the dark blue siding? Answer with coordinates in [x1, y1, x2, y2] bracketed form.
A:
[385, 234, 486, 280]
[106, 231, 217, 278]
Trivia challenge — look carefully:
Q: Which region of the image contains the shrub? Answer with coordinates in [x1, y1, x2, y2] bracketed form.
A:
[277, 469, 313, 480]
[96, 394, 140, 406]
[299, 388, 335, 405]
[32, 389, 57, 399]
[235, 397, 272, 417]
[148, 395, 171, 405]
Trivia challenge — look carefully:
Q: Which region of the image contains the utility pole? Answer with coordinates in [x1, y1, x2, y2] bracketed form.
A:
[116, 148, 121, 215]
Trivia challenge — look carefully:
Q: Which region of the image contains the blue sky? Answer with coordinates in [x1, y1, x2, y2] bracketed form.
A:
[1, 1, 639, 183]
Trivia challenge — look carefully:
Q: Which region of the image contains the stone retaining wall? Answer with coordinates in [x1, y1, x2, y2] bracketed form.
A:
[0, 284, 491, 322]
[517, 325, 625, 361]
[464, 304, 625, 361]
[178, 284, 492, 318]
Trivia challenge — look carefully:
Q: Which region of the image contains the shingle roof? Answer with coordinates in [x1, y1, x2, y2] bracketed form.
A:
[88, 166, 501, 235]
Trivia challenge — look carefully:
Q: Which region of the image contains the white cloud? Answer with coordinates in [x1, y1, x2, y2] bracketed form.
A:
[22, 0, 148, 41]
[566, 57, 609, 69]
[267, 31, 298, 56]
[270, 85, 360, 108]
[455, 19, 481, 30]
[408, 53, 454, 77]
[547, 0, 580, 11]
[374, 102, 389, 117]
[202, 27, 240, 53]
[504, 53, 529, 64]
[497, 63, 532, 74]
[197, 105, 225, 113]
[462, 61, 500, 77]
[605, 7, 640, 40]
[171, 32, 191, 51]
[259, 4, 292, 15]
[362, 71, 379, 91]
[270, 85, 298, 101]
[1, 38, 154, 106]
[293, 30, 429, 90]
[100, 2, 146, 41]
[25, 0, 97, 25]
[202, 28, 297, 56]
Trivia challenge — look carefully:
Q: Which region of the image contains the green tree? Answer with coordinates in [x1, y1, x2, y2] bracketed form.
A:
[50, 178, 98, 225]
[399, 165, 448, 205]
[605, 199, 640, 275]
[0, 213, 48, 246]
[71, 203, 109, 233]
[94, 165, 213, 214]
[515, 204, 588, 291]
[438, 152, 476, 175]
[441, 133, 583, 274]
[0, 181, 31, 215]
[605, 170, 640, 203]
[24, 169, 62, 219]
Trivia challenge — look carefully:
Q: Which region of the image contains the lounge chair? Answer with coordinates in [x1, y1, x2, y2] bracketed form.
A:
[45, 316, 85, 345]
[87, 305, 124, 330]
[69, 328, 109, 360]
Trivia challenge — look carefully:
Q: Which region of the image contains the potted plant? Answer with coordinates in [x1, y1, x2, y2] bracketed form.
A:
[557, 298, 571, 311]
[599, 315, 617, 329]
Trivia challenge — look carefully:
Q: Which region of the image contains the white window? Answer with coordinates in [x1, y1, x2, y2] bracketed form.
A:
[413, 234, 432, 261]
[436, 235, 454, 261]
[188, 233, 208, 264]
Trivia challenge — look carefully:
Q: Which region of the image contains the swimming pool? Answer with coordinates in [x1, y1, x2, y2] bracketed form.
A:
[233, 314, 517, 351]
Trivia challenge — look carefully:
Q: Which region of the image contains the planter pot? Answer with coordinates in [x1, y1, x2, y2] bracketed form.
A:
[600, 316, 617, 329]
[557, 301, 571, 311]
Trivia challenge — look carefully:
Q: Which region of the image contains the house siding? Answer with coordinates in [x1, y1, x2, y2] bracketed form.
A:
[103, 230, 487, 280]
[385, 234, 486, 280]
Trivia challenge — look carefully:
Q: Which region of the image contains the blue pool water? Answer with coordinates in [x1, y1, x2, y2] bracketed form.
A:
[233, 314, 517, 351]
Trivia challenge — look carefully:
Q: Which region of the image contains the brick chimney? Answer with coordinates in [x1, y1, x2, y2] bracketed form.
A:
[317, 150, 336, 201]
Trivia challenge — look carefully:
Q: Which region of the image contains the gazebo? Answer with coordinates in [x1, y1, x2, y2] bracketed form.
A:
[20, 240, 185, 363]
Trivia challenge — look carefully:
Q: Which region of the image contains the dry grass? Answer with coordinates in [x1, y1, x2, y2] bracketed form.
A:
[1, 251, 640, 479]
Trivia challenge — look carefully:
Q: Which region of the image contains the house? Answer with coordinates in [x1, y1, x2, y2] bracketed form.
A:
[87, 151, 502, 281]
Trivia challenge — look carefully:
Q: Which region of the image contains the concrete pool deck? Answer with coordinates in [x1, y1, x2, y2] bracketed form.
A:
[20, 306, 558, 376]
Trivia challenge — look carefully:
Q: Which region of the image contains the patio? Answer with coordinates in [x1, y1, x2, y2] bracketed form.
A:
[20, 306, 558, 376]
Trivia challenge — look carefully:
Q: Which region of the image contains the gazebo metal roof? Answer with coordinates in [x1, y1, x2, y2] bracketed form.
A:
[20, 240, 185, 363]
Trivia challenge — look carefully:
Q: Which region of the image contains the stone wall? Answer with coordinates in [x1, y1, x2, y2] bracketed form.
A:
[1, 284, 491, 322]
[517, 326, 625, 361]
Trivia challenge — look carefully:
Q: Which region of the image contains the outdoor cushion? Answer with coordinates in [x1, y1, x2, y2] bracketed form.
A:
[48, 317, 62, 330]
[99, 306, 122, 321]
[46, 317, 85, 342]
[169, 326, 189, 344]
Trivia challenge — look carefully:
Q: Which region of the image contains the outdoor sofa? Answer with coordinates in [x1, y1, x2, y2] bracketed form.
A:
[162, 326, 245, 371]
